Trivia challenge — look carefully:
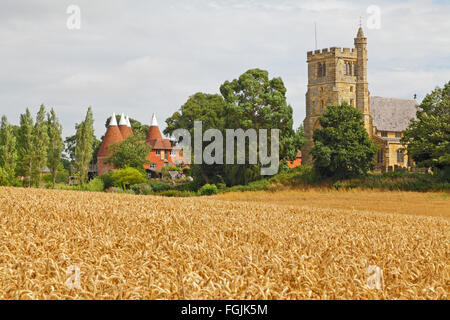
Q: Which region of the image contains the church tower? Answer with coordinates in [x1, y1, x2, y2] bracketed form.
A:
[302, 26, 371, 164]
[354, 26, 371, 135]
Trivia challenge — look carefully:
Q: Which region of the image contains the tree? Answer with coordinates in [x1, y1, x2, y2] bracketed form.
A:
[32, 105, 49, 187]
[312, 103, 377, 179]
[64, 125, 100, 173]
[0, 115, 18, 179]
[105, 135, 150, 170]
[75, 107, 95, 185]
[164, 69, 300, 186]
[111, 167, 146, 190]
[47, 108, 65, 188]
[401, 82, 450, 172]
[17, 108, 35, 187]
[165, 92, 229, 185]
[220, 68, 298, 161]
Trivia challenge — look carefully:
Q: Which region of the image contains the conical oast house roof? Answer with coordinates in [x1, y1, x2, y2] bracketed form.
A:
[146, 113, 163, 142]
[119, 113, 133, 139]
[98, 112, 124, 157]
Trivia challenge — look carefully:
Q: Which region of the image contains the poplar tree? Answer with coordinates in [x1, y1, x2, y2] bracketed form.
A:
[18, 109, 35, 187]
[47, 108, 64, 188]
[75, 107, 94, 184]
[32, 105, 49, 187]
[0, 115, 18, 178]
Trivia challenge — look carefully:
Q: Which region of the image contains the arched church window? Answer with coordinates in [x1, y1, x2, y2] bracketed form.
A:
[318, 63, 322, 78]
[322, 63, 326, 77]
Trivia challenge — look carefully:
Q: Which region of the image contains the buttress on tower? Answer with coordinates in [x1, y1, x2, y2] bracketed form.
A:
[302, 27, 371, 164]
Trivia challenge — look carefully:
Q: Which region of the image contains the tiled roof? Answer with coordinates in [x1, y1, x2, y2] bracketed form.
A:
[370, 96, 417, 132]
[146, 125, 163, 142]
[97, 125, 123, 157]
[148, 139, 172, 149]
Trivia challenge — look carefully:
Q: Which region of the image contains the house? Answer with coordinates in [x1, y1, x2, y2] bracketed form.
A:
[97, 113, 185, 177]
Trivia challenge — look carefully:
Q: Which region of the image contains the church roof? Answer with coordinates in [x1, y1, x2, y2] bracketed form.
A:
[370, 96, 417, 132]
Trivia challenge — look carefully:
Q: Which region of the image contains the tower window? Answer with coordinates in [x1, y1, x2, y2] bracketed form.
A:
[322, 63, 326, 77]
[321, 100, 324, 109]
[350, 86, 353, 92]
[350, 99, 354, 106]
[318, 63, 322, 78]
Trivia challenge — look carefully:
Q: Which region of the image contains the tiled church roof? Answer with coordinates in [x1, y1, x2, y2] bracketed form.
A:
[370, 96, 417, 132]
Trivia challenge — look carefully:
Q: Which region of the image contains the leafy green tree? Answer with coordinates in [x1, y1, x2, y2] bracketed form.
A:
[18, 108, 35, 187]
[165, 69, 301, 186]
[64, 126, 100, 173]
[47, 108, 65, 188]
[220, 68, 298, 161]
[401, 82, 450, 172]
[111, 166, 146, 190]
[75, 107, 95, 185]
[312, 103, 377, 179]
[105, 135, 150, 170]
[0, 115, 18, 179]
[32, 105, 49, 187]
[165, 92, 229, 185]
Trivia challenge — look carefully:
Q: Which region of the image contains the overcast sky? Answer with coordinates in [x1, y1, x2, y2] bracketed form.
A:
[0, 0, 449, 139]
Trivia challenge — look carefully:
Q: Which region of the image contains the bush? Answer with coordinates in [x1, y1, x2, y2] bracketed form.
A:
[269, 165, 319, 186]
[111, 167, 146, 190]
[182, 168, 192, 176]
[216, 183, 227, 190]
[84, 177, 105, 192]
[131, 183, 153, 195]
[106, 187, 124, 193]
[148, 180, 172, 192]
[199, 184, 218, 196]
[100, 172, 116, 189]
[157, 190, 196, 197]
[0, 167, 10, 186]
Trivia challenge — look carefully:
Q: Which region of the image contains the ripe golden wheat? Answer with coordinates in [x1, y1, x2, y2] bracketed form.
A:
[0, 186, 448, 299]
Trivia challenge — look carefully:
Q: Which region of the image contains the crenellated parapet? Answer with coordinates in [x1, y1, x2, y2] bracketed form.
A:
[307, 47, 357, 60]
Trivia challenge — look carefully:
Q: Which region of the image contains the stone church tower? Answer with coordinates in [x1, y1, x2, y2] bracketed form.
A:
[302, 27, 371, 164]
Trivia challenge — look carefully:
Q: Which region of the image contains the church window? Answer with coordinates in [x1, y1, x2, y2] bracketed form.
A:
[322, 63, 326, 77]
[377, 150, 383, 164]
[321, 100, 324, 109]
[397, 149, 404, 163]
[350, 99, 355, 106]
[318, 63, 322, 78]
[350, 86, 353, 92]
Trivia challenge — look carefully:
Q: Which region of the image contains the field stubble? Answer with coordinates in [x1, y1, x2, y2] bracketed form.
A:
[0, 187, 448, 299]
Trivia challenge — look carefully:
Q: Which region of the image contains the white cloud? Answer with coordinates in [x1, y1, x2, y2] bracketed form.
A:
[0, 0, 448, 139]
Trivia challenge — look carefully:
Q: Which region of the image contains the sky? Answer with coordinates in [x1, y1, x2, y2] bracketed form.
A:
[0, 0, 449, 139]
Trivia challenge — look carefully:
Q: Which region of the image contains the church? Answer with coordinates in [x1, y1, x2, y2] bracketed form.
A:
[302, 26, 417, 171]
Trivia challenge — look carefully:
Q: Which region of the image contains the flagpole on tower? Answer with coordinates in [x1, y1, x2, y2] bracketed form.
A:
[314, 22, 318, 50]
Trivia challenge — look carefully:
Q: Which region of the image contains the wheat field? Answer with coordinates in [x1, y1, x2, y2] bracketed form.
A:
[0, 186, 448, 299]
